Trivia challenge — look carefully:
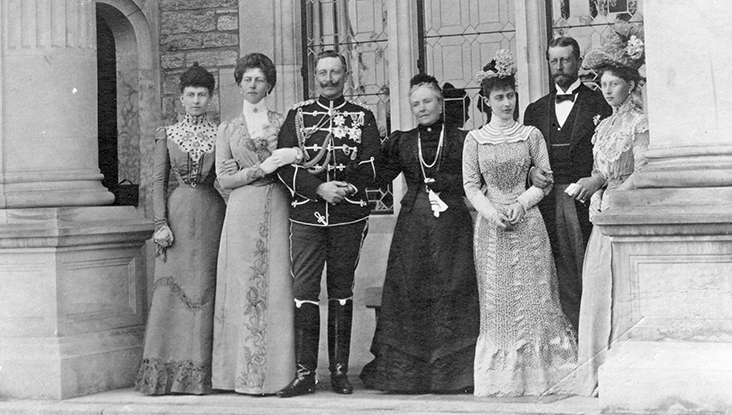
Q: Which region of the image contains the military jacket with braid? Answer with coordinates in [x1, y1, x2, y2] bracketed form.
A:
[277, 95, 380, 226]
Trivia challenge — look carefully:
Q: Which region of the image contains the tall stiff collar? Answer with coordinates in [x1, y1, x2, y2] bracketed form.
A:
[183, 113, 208, 125]
[317, 95, 346, 110]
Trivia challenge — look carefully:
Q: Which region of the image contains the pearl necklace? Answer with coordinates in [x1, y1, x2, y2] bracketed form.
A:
[418, 124, 444, 181]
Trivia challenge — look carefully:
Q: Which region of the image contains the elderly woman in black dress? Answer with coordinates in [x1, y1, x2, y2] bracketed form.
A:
[360, 74, 479, 393]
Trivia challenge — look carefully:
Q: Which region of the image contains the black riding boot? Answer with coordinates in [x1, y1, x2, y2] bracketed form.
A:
[328, 299, 354, 394]
[278, 302, 320, 398]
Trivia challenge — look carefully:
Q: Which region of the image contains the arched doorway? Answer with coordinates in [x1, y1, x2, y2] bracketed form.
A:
[97, 11, 119, 191]
[94, 0, 159, 216]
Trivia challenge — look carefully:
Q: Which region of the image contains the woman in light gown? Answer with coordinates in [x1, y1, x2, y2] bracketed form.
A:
[211, 53, 301, 395]
[572, 24, 648, 396]
[463, 50, 577, 397]
[136, 63, 225, 395]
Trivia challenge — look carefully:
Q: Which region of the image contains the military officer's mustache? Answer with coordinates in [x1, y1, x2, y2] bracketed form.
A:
[319, 81, 340, 88]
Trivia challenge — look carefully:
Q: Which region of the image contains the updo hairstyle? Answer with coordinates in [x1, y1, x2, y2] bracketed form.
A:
[234, 53, 277, 93]
[179, 62, 215, 96]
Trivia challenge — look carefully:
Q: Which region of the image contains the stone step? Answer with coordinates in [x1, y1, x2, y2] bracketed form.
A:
[0, 385, 599, 415]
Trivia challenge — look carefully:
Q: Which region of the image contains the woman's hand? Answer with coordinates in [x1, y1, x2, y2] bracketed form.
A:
[270, 148, 301, 166]
[261, 148, 302, 174]
[507, 202, 526, 225]
[485, 209, 510, 231]
[222, 159, 239, 175]
[153, 224, 174, 261]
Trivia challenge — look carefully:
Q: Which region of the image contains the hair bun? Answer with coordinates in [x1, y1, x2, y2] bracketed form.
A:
[192, 62, 200, 67]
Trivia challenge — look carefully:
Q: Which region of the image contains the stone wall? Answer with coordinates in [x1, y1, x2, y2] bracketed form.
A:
[159, 0, 240, 124]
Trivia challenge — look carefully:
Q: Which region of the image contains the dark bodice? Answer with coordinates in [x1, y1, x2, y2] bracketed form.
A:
[379, 122, 468, 212]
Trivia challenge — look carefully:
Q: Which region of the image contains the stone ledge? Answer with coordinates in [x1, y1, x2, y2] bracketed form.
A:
[600, 341, 732, 413]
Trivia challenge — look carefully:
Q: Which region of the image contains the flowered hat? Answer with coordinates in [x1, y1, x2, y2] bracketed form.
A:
[583, 21, 645, 71]
[475, 49, 517, 82]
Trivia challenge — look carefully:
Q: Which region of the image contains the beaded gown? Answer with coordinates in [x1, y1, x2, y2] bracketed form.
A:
[575, 97, 648, 396]
[360, 121, 480, 392]
[463, 120, 577, 397]
[136, 113, 226, 395]
[211, 100, 295, 394]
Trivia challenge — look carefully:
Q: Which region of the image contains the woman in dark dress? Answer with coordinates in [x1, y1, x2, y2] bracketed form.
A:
[360, 74, 479, 393]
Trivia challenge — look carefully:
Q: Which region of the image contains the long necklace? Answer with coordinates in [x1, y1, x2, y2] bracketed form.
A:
[418, 124, 444, 181]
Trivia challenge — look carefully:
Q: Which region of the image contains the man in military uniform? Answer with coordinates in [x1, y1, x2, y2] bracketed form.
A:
[276, 50, 380, 397]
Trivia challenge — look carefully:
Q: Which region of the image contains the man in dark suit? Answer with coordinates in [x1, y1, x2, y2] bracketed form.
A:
[276, 50, 380, 397]
[524, 37, 612, 332]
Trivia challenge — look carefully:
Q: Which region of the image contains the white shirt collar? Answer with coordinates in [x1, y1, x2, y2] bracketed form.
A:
[555, 78, 581, 95]
[242, 99, 268, 115]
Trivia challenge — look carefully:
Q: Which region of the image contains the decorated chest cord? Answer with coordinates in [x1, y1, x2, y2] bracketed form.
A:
[417, 124, 445, 182]
[295, 107, 333, 174]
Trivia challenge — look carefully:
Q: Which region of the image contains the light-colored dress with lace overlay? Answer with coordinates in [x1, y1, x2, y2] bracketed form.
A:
[575, 97, 649, 396]
[463, 121, 578, 397]
[211, 100, 295, 394]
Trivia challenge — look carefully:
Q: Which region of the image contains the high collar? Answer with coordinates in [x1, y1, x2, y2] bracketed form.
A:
[488, 117, 516, 130]
[417, 119, 444, 134]
[317, 95, 346, 110]
[243, 99, 268, 115]
[555, 78, 581, 95]
[183, 113, 208, 125]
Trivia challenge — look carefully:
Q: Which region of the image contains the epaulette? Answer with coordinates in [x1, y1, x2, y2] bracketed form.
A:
[346, 99, 370, 111]
[291, 98, 317, 110]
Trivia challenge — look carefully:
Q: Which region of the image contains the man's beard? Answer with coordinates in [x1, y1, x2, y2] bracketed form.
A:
[553, 72, 577, 89]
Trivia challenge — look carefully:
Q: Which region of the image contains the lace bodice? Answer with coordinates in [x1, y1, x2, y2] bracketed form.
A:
[592, 97, 649, 188]
[463, 122, 552, 215]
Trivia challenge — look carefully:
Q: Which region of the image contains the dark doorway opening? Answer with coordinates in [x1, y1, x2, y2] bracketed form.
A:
[97, 11, 118, 190]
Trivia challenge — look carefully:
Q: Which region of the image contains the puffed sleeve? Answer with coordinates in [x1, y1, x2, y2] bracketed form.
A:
[342, 108, 380, 191]
[216, 122, 267, 190]
[462, 131, 497, 218]
[277, 109, 324, 200]
[375, 130, 403, 187]
[152, 127, 171, 230]
[516, 128, 553, 211]
[632, 114, 650, 172]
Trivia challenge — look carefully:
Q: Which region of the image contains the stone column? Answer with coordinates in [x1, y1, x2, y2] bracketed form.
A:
[0, 0, 153, 399]
[594, 1, 732, 412]
[1, 0, 114, 208]
[515, 0, 549, 113]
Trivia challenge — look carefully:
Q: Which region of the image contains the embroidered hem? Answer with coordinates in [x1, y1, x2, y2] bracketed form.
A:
[135, 357, 212, 395]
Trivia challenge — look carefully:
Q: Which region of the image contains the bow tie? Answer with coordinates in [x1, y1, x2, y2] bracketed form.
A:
[555, 92, 577, 103]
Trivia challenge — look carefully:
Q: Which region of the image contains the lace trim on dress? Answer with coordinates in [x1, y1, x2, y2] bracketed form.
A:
[166, 114, 217, 163]
[135, 357, 211, 395]
[592, 97, 647, 166]
[469, 121, 534, 145]
[153, 276, 215, 312]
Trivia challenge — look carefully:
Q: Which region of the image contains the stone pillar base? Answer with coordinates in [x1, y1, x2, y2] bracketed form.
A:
[0, 206, 154, 399]
[601, 341, 732, 413]
[0, 327, 144, 399]
[594, 187, 732, 413]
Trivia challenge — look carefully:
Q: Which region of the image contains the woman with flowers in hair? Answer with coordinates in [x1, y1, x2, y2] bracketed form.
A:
[463, 50, 578, 397]
[573, 22, 648, 396]
[360, 73, 479, 393]
[136, 62, 226, 395]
